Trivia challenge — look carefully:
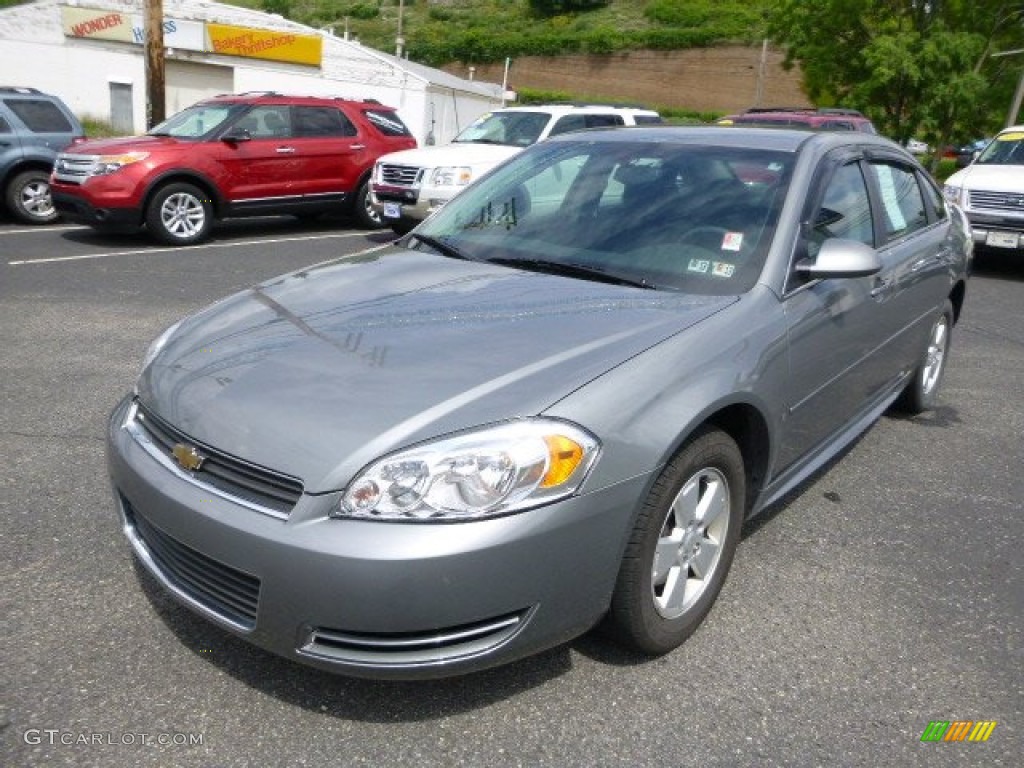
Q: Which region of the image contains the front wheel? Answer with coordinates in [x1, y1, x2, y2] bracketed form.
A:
[353, 179, 385, 229]
[145, 183, 212, 245]
[895, 300, 954, 414]
[6, 169, 59, 224]
[607, 427, 745, 655]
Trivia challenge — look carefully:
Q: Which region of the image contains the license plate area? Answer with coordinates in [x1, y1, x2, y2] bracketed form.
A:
[383, 203, 401, 219]
[985, 230, 1020, 248]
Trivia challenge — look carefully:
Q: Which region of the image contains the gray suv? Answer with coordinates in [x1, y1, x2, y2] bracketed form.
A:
[0, 87, 84, 224]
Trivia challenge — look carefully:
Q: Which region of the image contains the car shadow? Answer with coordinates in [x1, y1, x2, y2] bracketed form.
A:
[58, 214, 395, 248]
[972, 248, 1024, 281]
[131, 559, 573, 720]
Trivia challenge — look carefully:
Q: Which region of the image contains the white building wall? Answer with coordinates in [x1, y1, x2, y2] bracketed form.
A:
[0, 0, 503, 142]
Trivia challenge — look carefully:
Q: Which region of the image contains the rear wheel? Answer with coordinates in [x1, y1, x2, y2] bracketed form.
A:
[145, 182, 212, 245]
[895, 300, 953, 414]
[608, 427, 744, 655]
[6, 169, 58, 224]
[353, 179, 385, 229]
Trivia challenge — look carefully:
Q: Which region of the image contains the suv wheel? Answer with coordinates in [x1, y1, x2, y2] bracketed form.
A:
[146, 183, 213, 245]
[6, 169, 59, 224]
[353, 179, 385, 229]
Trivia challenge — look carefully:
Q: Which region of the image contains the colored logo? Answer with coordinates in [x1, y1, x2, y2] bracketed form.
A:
[920, 720, 997, 742]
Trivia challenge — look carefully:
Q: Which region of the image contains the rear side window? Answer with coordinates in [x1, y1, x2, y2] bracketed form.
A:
[633, 114, 664, 125]
[584, 114, 625, 129]
[363, 109, 412, 137]
[2, 99, 73, 132]
[293, 106, 356, 138]
[868, 162, 929, 240]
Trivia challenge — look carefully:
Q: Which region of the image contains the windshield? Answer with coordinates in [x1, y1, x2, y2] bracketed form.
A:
[976, 130, 1024, 165]
[148, 104, 243, 139]
[413, 138, 794, 295]
[453, 111, 551, 148]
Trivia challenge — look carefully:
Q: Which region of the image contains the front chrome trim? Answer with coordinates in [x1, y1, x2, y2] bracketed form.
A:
[122, 400, 290, 521]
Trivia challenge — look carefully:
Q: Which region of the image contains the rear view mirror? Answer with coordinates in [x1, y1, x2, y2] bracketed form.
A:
[797, 238, 882, 279]
[221, 129, 252, 143]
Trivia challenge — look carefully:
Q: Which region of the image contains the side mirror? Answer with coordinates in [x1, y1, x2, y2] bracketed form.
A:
[797, 238, 882, 279]
[221, 129, 252, 143]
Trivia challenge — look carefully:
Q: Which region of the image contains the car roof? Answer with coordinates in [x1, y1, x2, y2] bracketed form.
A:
[197, 92, 397, 109]
[544, 125, 904, 154]
[494, 104, 660, 116]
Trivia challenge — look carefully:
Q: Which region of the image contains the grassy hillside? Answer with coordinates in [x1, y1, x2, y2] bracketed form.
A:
[238, 0, 769, 66]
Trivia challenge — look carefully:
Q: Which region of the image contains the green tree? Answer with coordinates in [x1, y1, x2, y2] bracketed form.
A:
[767, 0, 1024, 168]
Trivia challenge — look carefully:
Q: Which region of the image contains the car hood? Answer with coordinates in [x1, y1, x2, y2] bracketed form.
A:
[378, 143, 522, 168]
[946, 163, 1024, 192]
[60, 135, 184, 155]
[137, 247, 734, 492]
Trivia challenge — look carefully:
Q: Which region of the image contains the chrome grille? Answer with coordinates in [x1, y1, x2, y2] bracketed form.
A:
[53, 153, 99, 183]
[969, 189, 1024, 216]
[124, 499, 261, 629]
[134, 401, 303, 516]
[379, 164, 422, 187]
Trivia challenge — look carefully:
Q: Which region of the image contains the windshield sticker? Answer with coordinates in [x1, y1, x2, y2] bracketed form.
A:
[711, 262, 736, 278]
[721, 232, 744, 252]
[996, 131, 1024, 141]
[687, 258, 710, 274]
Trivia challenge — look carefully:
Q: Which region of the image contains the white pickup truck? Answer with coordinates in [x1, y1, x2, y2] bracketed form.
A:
[370, 104, 662, 234]
[943, 125, 1024, 255]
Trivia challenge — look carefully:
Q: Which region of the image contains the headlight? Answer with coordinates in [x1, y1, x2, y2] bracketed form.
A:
[430, 166, 473, 187]
[336, 420, 599, 521]
[93, 152, 150, 175]
[942, 184, 963, 205]
[139, 317, 183, 375]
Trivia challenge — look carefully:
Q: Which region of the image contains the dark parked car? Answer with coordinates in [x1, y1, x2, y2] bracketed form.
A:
[107, 126, 970, 679]
[0, 86, 84, 224]
[51, 92, 416, 244]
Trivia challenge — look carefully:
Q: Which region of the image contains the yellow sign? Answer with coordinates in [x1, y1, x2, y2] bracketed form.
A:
[61, 6, 134, 42]
[206, 24, 322, 67]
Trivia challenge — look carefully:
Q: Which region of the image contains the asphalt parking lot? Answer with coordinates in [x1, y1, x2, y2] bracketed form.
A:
[1, 214, 1021, 767]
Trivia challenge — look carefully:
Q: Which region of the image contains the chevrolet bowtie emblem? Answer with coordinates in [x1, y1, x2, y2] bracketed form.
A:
[172, 442, 206, 472]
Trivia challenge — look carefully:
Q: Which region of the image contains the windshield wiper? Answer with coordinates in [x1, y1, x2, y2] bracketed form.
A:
[485, 257, 656, 290]
[408, 233, 480, 262]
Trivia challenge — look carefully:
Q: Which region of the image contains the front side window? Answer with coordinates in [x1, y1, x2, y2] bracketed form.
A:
[868, 162, 928, 241]
[2, 99, 73, 133]
[412, 140, 793, 295]
[809, 161, 874, 255]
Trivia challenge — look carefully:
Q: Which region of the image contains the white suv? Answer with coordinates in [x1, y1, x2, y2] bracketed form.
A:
[943, 125, 1024, 255]
[370, 104, 662, 234]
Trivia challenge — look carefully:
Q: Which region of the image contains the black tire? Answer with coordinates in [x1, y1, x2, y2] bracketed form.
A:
[895, 300, 954, 415]
[607, 426, 745, 655]
[352, 178, 385, 229]
[145, 182, 213, 245]
[6, 169, 59, 224]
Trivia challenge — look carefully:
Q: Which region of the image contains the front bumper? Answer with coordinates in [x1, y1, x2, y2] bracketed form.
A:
[52, 187, 141, 231]
[370, 183, 455, 225]
[965, 211, 1024, 252]
[106, 396, 646, 679]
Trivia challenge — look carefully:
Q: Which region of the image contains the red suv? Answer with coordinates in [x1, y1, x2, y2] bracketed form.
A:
[51, 92, 416, 244]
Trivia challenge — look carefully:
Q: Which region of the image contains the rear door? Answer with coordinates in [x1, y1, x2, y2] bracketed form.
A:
[0, 110, 25, 168]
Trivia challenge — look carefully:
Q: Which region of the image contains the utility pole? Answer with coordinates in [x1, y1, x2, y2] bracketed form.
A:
[992, 48, 1024, 128]
[145, 0, 166, 128]
[395, 0, 405, 58]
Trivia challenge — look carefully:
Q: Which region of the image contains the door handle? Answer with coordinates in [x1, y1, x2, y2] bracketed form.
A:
[350, 144, 366, 151]
[870, 277, 893, 298]
[276, 146, 296, 154]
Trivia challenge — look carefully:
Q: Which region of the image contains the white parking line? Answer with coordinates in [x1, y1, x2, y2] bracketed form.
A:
[0, 224, 88, 235]
[7, 231, 379, 266]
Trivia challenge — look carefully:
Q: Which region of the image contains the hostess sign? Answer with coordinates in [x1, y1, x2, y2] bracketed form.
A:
[60, 6, 322, 66]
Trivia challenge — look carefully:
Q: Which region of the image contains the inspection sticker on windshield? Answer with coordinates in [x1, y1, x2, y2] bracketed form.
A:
[712, 262, 736, 278]
[687, 258, 711, 274]
[721, 232, 744, 252]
